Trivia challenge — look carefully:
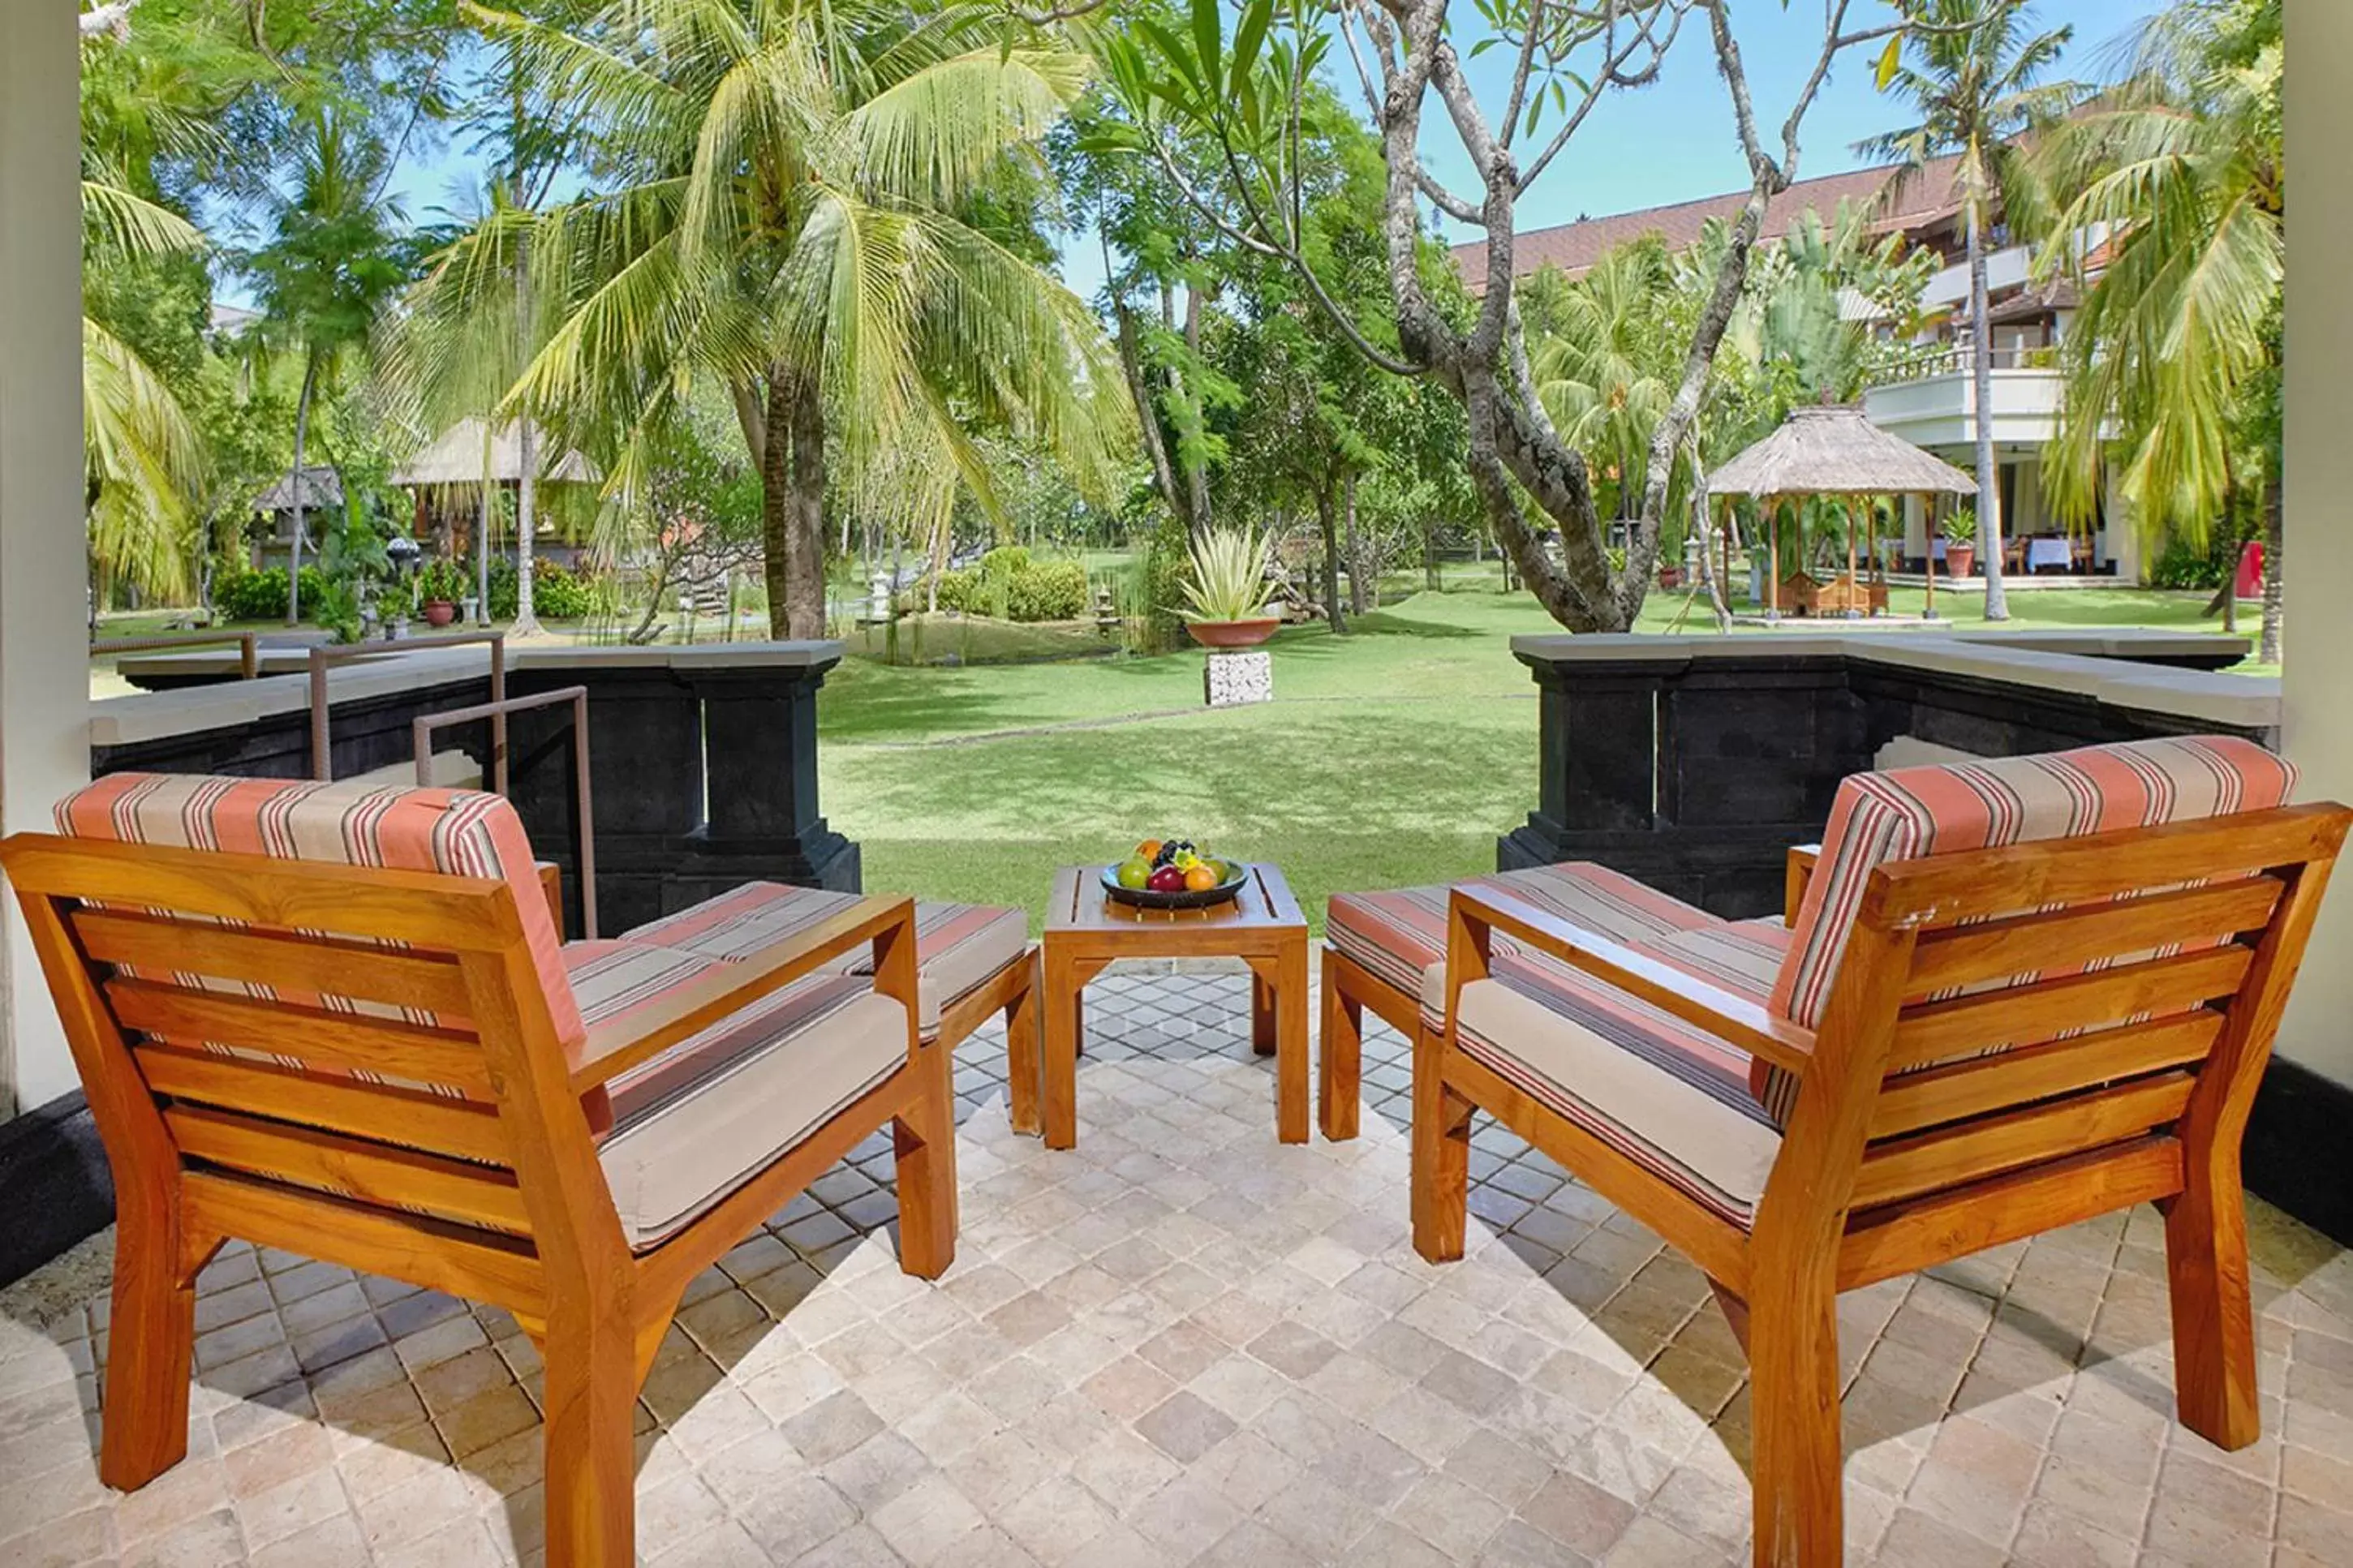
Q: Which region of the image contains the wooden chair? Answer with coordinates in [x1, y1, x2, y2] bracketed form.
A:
[1410, 737, 2348, 1566]
[1, 774, 959, 1567]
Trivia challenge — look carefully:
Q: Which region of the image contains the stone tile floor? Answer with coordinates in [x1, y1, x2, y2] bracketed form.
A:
[3, 964, 2353, 1566]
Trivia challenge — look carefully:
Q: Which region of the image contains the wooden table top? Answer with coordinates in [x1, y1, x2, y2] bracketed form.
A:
[1044, 861, 1306, 943]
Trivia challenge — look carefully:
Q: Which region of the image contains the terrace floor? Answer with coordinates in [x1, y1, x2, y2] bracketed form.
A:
[2, 964, 2351, 1567]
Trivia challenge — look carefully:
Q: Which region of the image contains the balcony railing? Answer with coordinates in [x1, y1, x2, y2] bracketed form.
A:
[1867, 342, 2061, 388]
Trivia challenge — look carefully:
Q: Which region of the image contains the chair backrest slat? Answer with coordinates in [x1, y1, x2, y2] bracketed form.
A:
[1868, 1012, 2224, 1140]
[136, 1042, 512, 1164]
[105, 977, 497, 1095]
[73, 907, 478, 1016]
[161, 1104, 531, 1232]
[1851, 1070, 2197, 1209]
[1887, 945, 2255, 1072]
[1906, 877, 2284, 994]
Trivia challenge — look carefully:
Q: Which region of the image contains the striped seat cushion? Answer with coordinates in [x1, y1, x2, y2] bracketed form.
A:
[51, 774, 587, 1091]
[1760, 734, 2299, 1121]
[599, 974, 905, 1249]
[622, 883, 1027, 1035]
[1455, 967, 1779, 1226]
[1327, 861, 1778, 1018]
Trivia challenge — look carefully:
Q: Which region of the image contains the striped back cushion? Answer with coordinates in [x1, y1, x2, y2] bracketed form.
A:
[1756, 737, 2297, 1123]
[54, 773, 586, 1050]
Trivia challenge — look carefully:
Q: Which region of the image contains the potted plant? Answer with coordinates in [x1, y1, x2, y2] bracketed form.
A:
[417, 560, 465, 628]
[1180, 525, 1280, 647]
[1942, 507, 1979, 579]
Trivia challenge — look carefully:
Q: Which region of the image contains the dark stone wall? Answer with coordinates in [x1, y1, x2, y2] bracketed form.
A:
[1500, 645, 2275, 918]
[92, 651, 863, 939]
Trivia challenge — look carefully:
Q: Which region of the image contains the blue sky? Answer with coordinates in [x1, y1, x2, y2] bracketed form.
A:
[379, 0, 2160, 306]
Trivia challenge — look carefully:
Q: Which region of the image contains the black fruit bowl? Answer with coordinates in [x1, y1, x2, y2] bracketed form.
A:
[1099, 861, 1248, 910]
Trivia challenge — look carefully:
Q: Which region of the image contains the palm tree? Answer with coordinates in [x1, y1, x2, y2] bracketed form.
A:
[81, 173, 209, 606]
[1865, 0, 2080, 621]
[455, 0, 1131, 638]
[244, 111, 408, 623]
[2029, 0, 2282, 659]
[1531, 239, 1680, 526]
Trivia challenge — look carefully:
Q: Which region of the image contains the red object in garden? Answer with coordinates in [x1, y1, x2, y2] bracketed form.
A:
[2235, 540, 2264, 600]
[423, 599, 458, 628]
[1185, 618, 1280, 648]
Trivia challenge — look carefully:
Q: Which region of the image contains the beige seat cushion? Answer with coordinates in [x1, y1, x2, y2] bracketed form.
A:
[598, 977, 909, 1249]
[622, 884, 1028, 1033]
[1455, 975, 1783, 1226]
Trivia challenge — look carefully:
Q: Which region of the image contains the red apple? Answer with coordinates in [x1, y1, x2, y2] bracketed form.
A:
[1147, 866, 1188, 892]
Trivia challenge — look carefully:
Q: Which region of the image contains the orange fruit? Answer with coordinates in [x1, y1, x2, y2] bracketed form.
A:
[1183, 864, 1218, 892]
[1137, 839, 1164, 861]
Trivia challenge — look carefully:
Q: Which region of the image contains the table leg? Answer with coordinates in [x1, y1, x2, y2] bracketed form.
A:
[1251, 973, 1276, 1057]
[1043, 952, 1082, 1149]
[1275, 945, 1310, 1145]
[1004, 951, 1042, 1136]
[1318, 956, 1361, 1142]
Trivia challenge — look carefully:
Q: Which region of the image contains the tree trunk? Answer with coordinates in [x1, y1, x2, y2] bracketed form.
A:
[511, 243, 542, 636]
[784, 372, 828, 638]
[759, 372, 794, 639]
[286, 351, 318, 625]
[1967, 214, 2009, 621]
[1317, 484, 1346, 635]
[1425, 523, 1441, 592]
[475, 426, 493, 625]
[1180, 286, 1212, 541]
[1345, 472, 1370, 616]
[2261, 478, 2283, 665]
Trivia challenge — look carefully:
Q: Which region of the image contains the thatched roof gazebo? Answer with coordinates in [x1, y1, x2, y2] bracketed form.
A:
[389, 418, 599, 490]
[1707, 403, 1974, 620]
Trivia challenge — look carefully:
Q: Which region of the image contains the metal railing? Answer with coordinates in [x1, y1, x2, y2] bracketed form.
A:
[308, 631, 506, 784]
[414, 685, 596, 940]
[91, 629, 261, 680]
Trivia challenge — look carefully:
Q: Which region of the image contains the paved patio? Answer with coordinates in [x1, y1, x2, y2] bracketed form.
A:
[2, 964, 2351, 1566]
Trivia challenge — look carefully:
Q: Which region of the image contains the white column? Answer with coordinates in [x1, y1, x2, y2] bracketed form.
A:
[2280, 0, 2353, 1085]
[0, 0, 90, 1116]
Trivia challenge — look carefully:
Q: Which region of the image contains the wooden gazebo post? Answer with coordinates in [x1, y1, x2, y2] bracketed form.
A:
[1922, 493, 1939, 621]
[1865, 496, 1882, 616]
[1843, 496, 1861, 620]
[1766, 500, 1781, 621]
[1721, 497, 1736, 606]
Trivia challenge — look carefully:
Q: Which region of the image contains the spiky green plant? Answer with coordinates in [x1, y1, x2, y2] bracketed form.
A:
[1179, 525, 1275, 622]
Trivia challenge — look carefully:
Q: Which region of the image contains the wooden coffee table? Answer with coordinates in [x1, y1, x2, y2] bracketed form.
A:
[1039, 861, 1310, 1149]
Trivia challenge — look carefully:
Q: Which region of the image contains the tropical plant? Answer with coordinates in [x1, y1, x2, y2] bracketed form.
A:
[1942, 505, 1979, 543]
[243, 110, 409, 624]
[1864, 0, 2082, 621]
[1180, 525, 1275, 623]
[2028, 0, 2283, 659]
[446, 0, 1133, 639]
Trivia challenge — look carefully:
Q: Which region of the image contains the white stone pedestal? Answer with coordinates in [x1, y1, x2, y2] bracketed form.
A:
[1204, 651, 1272, 708]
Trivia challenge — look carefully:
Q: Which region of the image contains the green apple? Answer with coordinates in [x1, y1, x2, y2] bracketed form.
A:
[1116, 857, 1152, 889]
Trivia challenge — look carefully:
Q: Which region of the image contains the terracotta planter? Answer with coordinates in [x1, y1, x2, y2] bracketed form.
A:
[1185, 617, 1280, 649]
[423, 599, 458, 628]
[1944, 545, 1977, 578]
[1658, 567, 1684, 591]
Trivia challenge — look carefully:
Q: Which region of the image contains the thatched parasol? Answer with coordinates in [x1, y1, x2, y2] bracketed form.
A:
[389, 418, 600, 489]
[253, 466, 343, 514]
[1706, 403, 1973, 619]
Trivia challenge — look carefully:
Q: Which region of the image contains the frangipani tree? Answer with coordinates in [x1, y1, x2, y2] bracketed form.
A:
[454, 0, 1133, 638]
[1097, 0, 1947, 634]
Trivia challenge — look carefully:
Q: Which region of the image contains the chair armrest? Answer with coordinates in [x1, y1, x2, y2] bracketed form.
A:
[1446, 884, 1815, 1079]
[1783, 844, 1821, 927]
[570, 895, 918, 1093]
[536, 861, 565, 941]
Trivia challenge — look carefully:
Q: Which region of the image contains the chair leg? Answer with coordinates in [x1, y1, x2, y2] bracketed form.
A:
[98, 1224, 196, 1492]
[1004, 954, 1042, 1137]
[894, 1039, 958, 1278]
[1318, 958, 1362, 1143]
[2164, 1162, 2261, 1450]
[1411, 1024, 1470, 1262]
[540, 1312, 637, 1568]
[1747, 1265, 1844, 1568]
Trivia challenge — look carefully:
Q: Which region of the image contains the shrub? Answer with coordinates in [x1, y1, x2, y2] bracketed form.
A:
[215, 565, 329, 621]
[1005, 559, 1086, 621]
[415, 559, 471, 604]
[2149, 534, 2235, 591]
[486, 557, 596, 620]
[977, 545, 1032, 580]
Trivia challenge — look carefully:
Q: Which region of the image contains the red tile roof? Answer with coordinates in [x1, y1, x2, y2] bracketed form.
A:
[1452, 153, 1968, 292]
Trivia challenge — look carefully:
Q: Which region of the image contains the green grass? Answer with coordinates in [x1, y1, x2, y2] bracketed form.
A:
[819, 583, 2261, 932]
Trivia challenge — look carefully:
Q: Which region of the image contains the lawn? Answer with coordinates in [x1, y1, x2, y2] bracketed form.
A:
[816, 582, 2259, 932]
